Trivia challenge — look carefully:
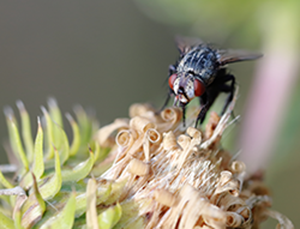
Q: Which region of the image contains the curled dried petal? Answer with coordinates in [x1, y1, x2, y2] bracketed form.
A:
[177, 135, 191, 150]
[154, 189, 177, 207]
[219, 171, 233, 186]
[163, 131, 179, 151]
[231, 161, 246, 174]
[143, 129, 161, 161]
[219, 181, 239, 197]
[214, 192, 246, 210]
[158, 107, 182, 132]
[129, 116, 155, 133]
[116, 130, 136, 148]
[225, 211, 244, 227]
[186, 127, 202, 145]
[96, 118, 129, 146]
[145, 128, 161, 144]
[179, 184, 226, 229]
[128, 158, 150, 176]
[237, 206, 251, 222]
[264, 209, 294, 229]
[129, 103, 156, 118]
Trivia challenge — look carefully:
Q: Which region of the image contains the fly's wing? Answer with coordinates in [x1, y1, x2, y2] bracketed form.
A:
[217, 49, 263, 66]
[175, 36, 205, 56]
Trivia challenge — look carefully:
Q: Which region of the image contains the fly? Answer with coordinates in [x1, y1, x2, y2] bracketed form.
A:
[162, 36, 262, 127]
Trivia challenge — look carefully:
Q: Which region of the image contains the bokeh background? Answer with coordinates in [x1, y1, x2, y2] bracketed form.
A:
[0, 1, 299, 228]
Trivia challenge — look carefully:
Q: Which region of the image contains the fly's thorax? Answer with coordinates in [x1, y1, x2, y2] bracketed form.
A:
[177, 46, 219, 86]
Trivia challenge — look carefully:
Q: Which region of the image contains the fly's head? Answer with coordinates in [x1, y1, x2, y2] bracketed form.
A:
[169, 72, 206, 106]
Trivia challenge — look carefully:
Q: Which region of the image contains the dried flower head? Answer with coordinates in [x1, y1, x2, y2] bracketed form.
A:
[95, 88, 293, 229]
[0, 93, 294, 229]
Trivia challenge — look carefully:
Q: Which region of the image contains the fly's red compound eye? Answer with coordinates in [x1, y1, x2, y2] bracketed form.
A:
[194, 79, 205, 97]
[168, 74, 177, 90]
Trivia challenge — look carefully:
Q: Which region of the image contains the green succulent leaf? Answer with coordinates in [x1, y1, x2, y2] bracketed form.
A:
[0, 195, 10, 206]
[94, 144, 110, 163]
[15, 210, 24, 229]
[93, 142, 101, 162]
[4, 109, 29, 172]
[75, 182, 112, 218]
[21, 173, 46, 229]
[39, 148, 62, 200]
[66, 113, 81, 157]
[96, 183, 112, 206]
[16, 101, 34, 164]
[113, 200, 140, 229]
[55, 125, 70, 165]
[19, 172, 33, 190]
[97, 202, 122, 229]
[19, 118, 44, 189]
[1, 100, 120, 229]
[40, 192, 76, 229]
[31, 117, 44, 180]
[0, 211, 15, 229]
[123, 216, 145, 229]
[74, 106, 93, 149]
[48, 98, 64, 129]
[10, 188, 27, 229]
[61, 149, 94, 182]
[0, 170, 14, 189]
[75, 193, 89, 218]
[41, 106, 55, 160]
[42, 105, 70, 165]
[91, 154, 113, 177]
[103, 179, 127, 205]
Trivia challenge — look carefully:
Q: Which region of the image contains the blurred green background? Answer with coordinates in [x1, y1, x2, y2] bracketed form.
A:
[0, 1, 299, 228]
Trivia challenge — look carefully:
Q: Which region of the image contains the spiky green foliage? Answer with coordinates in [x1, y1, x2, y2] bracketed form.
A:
[0, 99, 127, 229]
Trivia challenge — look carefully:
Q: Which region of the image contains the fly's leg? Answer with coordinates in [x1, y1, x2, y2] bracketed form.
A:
[219, 74, 235, 115]
[219, 85, 237, 121]
[195, 93, 209, 127]
[195, 73, 235, 127]
[180, 102, 186, 127]
[168, 64, 176, 75]
[195, 104, 207, 128]
[159, 64, 177, 113]
[195, 101, 215, 127]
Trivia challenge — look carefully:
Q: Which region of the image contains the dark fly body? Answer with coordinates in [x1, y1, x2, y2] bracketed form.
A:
[163, 36, 262, 127]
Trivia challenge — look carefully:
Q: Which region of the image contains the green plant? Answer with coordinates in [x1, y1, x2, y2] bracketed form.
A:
[0, 96, 294, 228]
